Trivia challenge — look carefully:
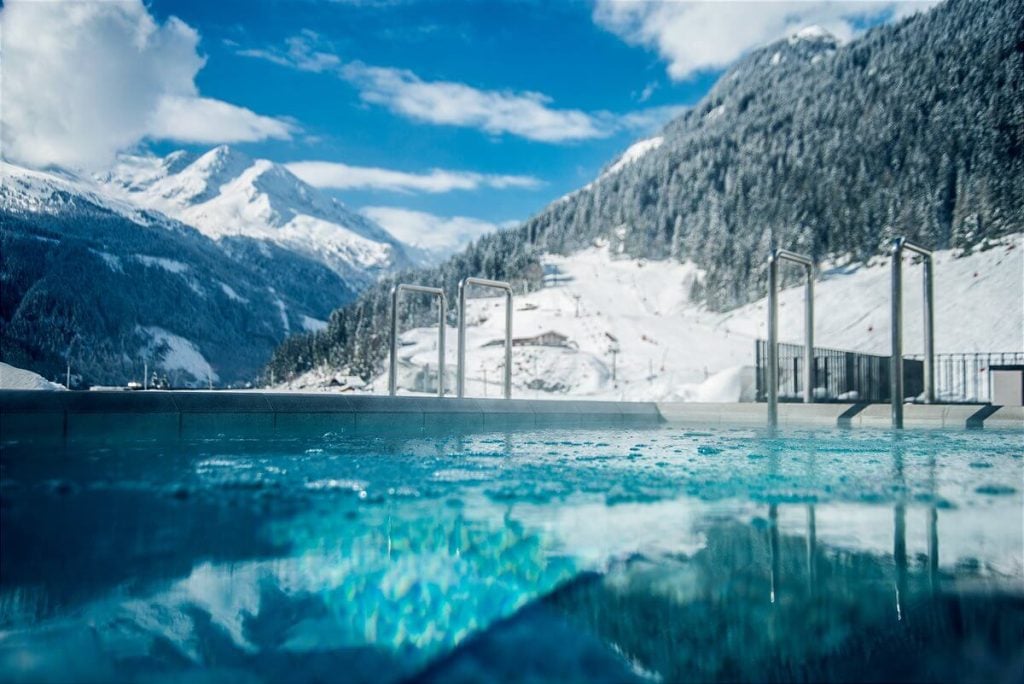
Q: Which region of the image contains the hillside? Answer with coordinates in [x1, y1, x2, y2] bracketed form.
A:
[266, 0, 1024, 385]
[280, 235, 1022, 399]
[0, 161, 379, 385]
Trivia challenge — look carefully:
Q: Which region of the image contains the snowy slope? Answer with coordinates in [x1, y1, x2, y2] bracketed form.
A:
[99, 146, 410, 286]
[599, 136, 664, 180]
[286, 235, 1022, 400]
[557, 136, 665, 205]
[1, 161, 154, 224]
[0, 362, 65, 390]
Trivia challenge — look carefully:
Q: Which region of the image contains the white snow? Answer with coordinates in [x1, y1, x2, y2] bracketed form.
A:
[0, 160, 150, 224]
[0, 362, 65, 390]
[219, 282, 247, 303]
[705, 105, 727, 120]
[92, 250, 123, 272]
[301, 315, 328, 332]
[556, 136, 665, 206]
[139, 327, 218, 383]
[600, 137, 664, 179]
[97, 146, 405, 284]
[270, 293, 290, 333]
[367, 235, 1022, 401]
[135, 255, 189, 274]
[790, 25, 837, 44]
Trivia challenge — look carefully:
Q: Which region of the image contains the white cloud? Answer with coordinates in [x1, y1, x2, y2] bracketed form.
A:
[342, 63, 607, 142]
[287, 161, 541, 194]
[237, 29, 341, 73]
[240, 31, 693, 143]
[593, 0, 940, 80]
[149, 97, 295, 144]
[361, 206, 509, 257]
[0, 0, 292, 170]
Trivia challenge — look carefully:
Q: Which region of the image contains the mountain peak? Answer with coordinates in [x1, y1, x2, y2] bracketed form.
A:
[189, 145, 252, 177]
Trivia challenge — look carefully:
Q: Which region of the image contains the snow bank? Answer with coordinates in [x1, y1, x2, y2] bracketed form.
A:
[0, 362, 65, 390]
[677, 366, 757, 403]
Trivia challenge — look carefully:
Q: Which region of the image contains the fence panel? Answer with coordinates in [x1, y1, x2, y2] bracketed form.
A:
[906, 352, 1024, 403]
[755, 340, 922, 403]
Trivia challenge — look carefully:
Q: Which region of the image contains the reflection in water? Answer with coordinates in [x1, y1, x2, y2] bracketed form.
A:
[0, 428, 1021, 683]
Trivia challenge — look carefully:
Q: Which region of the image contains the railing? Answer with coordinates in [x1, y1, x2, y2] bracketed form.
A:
[389, 284, 447, 397]
[766, 249, 814, 428]
[458, 278, 513, 399]
[755, 340, 923, 404]
[890, 238, 935, 427]
[906, 352, 1024, 403]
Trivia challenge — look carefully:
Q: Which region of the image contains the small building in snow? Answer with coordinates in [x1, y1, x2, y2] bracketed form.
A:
[513, 331, 570, 348]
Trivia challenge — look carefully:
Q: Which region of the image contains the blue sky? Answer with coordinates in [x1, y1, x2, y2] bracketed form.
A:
[1, 0, 937, 246]
[142, 0, 717, 226]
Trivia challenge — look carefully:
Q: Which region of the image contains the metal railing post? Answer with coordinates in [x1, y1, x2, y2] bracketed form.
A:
[389, 286, 399, 396]
[388, 283, 447, 398]
[457, 277, 513, 399]
[767, 254, 779, 428]
[804, 267, 815, 403]
[766, 248, 815, 429]
[890, 238, 936, 428]
[891, 240, 904, 429]
[922, 256, 935, 404]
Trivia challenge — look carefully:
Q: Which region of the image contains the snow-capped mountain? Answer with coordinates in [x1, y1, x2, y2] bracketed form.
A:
[99, 145, 411, 288]
[0, 159, 388, 386]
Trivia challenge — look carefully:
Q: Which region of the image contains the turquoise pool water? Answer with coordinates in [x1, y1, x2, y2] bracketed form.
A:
[1, 427, 1021, 682]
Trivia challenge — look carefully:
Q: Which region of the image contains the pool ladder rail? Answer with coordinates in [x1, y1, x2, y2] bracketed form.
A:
[763, 237, 935, 429]
[388, 278, 513, 399]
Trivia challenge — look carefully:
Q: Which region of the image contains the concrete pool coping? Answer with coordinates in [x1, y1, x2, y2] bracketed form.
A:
[0, 391, 1020, 443]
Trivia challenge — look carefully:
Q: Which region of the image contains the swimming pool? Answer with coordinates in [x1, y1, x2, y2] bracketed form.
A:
[1, 426, 1021, 682]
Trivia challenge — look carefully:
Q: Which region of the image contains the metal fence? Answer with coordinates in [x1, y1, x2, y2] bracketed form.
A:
[756, 342, 1023, 404]
[905, 352, 1024, 404]
[755, 340, 923, 404]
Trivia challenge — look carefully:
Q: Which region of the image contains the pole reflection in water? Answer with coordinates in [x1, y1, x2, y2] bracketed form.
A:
[893, 441, 909, 621]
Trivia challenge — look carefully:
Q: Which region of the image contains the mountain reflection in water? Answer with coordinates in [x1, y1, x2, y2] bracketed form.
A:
[0, 429, 1020, 682]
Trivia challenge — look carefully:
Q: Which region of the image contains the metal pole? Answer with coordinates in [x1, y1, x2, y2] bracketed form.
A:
[457, 280, 467, 398]
[922, 256, 935, 403]
[389, 286, 399, 396]
[767, 252, 779, 429]
[891, 239, 904, 429]
[438, 295, 446, 398]
[389, 284, 447, 397]
[456, 278, 513, 399]
[804, 269, 814, 404]
[504, 289, 512, 399]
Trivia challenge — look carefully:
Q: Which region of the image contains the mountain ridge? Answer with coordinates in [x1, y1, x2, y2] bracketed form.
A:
[0, 154, 404, 385]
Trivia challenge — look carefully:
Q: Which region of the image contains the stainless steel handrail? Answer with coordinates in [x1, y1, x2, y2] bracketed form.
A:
[457, 277, 513, 399]
[389, 284, 447, 397]
[767, 248, 815, 429]
[890, 238, 935, 428]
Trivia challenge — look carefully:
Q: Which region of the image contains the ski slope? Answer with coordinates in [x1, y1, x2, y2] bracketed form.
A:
[288, 235, 1022, 401]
